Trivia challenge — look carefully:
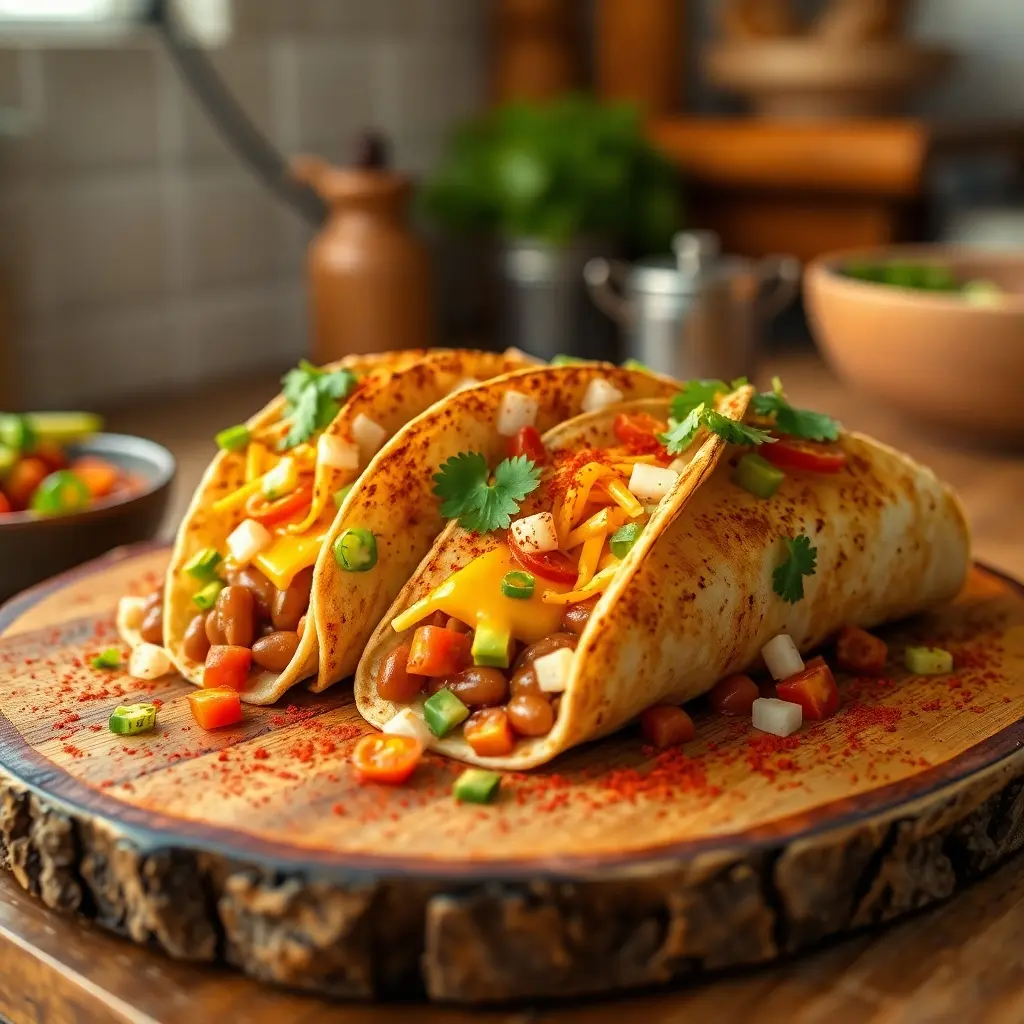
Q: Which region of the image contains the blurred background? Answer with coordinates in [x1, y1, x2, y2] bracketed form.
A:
[0, 0, 1019, 410]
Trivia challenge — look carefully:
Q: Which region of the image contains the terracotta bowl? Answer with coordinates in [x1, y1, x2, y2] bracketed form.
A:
[0, 433, 175, 605]
[804, 246, 1024, 446]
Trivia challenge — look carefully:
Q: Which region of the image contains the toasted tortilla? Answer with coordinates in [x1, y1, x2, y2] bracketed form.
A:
[153, 348, 532, 704]
[311, 363, 681, 687]
[355, 388, 970, 769]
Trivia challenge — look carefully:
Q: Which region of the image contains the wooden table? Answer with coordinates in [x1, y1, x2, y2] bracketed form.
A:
[2, 349, 1023, 1024]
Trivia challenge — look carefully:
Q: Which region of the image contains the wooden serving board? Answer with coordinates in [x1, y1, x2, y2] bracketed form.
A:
[2, 546, 1024, 1006]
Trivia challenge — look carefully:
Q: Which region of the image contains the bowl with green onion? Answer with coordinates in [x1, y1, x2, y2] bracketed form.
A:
[0, 414, 175, 603]
[805, 245, 1024, 445]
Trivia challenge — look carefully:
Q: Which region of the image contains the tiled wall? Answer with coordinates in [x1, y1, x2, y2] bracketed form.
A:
[0, 0, 488, 408]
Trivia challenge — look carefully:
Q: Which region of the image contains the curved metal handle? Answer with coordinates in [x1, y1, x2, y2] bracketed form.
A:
[584, 258, 634, 325]
[754, 255, 802, 320]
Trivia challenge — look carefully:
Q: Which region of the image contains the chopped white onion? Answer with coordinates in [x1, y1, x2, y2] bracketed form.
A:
[667, 455, 692, 474]
[496, 389, 539, 437]
[752, 697, 802, 737]
[761, 633, 805, 681]
[227, 518, 273, 565]
[261, 456, 298, 498]
[580, 377, 624, 414]
[534, 647, 574, 693]
[510, 511, 559, 554]
[318, 432, 359, 471]
[627, 463, 679, 503]
[451, 377, 481, 393]
[383, 708, 431, 748]
[118, 595, 146, 631]
[129, 642, 173, 680]
[352, 413, 388, 458]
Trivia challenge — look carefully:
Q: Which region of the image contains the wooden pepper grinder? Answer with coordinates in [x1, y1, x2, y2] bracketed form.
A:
[292, 134, 435, 362]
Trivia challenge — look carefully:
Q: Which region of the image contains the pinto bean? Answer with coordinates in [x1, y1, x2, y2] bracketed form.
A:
[251, 631, 301, 672]
[205, 609, 227, 646]
[215, 585, 255, 648]
[182, 613, 211, 663]
[560, 597, 598, 635]
[377, 643, 424, 703]
[234, 566, 276, 621]
[512, 633, 578, 673]
[444, 666, 509, 707]
[140, 604, 163, 645]
[271, 566, 313, 632]
[507, 693, 554, 737]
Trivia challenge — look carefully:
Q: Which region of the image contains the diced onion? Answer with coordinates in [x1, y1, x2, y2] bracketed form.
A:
[752, 697, 802, 737]
[227, 518, 273, 565]
[667, 455, 691, 474]
[510, 512, 559, 554]
[118, 596, 146, 631]
[128, 642, 173, 681]
[581, 377, 624, 413]
[627, 463, 679, 503]
[260, 455, 298, 499]
[534, 647, 574, 693]
[318, 432, 359, 471]
[451, 377, 481, 393]
[496, 390, 539, 436]
[383, 708, 432, 748]
[352, 413, 388, 458]
[761, 633, 805, 681]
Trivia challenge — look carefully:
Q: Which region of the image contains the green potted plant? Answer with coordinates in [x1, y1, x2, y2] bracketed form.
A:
[420, 95, 681, 360]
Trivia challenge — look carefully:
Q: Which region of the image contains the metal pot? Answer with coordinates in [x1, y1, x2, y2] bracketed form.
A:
[585, 231, 801, 382]
[498, 237, 619, 363]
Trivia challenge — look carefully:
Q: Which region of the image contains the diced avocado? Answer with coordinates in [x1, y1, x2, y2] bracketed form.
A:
[24, 411, 102, 444]
[184, 547, 222, 582]
[423, 688, 469, 738]
[453, 768, 502, 804]
[732, 453, 784, 499]
[472, 622, 512, 668]
[0, 414, 35, 453]
[904, 646, 953, 675]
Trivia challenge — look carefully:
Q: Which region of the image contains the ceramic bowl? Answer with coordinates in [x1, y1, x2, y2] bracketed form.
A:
[804, 246, 1024, 446]
[0, 433, 175, 605]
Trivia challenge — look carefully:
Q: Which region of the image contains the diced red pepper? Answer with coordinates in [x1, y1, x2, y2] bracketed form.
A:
[708, 673, 759, 717]
[351, 734, 422, 784]
[508, 426, 547, 465]
[70, 456, 119, 499]
[406, 626, 471, 677]
[762, 439, 847, 474]
[777, 661, 840, 721]
[203, 645, 253, 690]
[613, 412, 667, 453]
[464, 708, 516, 757]
[377, 643, 425, 703]
[187, 688, 243, 730]
[835, 625, 888, 675]
[640, 705, 695, 748]
[4, 457, 49, 510]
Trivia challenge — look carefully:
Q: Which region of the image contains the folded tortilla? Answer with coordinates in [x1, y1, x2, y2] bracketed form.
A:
[149, 348, 534, 704]
[355, 388, 970, 769]
[311, 363, 681, 688]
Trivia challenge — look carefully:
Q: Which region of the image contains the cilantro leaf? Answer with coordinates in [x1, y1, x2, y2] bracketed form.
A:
[281, 385, 319, 450]
[670, 377, 749, 421]
[432, 452, 541, 533]
[317, 368, 358, 401]
[702, 409, 775, 447]
[278, 361, 358, 450]
[659, 403, 705, 455]
[750, 379, 840, 443]
[772, 534, 817, 604]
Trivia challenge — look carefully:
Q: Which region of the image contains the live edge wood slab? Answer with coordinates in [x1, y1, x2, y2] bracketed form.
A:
[1, 547, 1024, 1007]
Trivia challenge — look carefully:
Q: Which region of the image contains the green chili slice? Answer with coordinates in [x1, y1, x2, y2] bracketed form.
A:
[184, 547, 222, 582]
[333, 528, 377, 572]
[215, 424, 250, 451]
[609, 522, 644, 559]
[30, 471, 90, 515]
[91, 647, 122, 670]
[193, 580, 224, 611]
[501, 570, 535, 600]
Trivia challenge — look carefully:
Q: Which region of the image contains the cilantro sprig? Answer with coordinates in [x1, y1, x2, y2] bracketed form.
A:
[751, 376, 840, 443]
[772, 534, 817, 604]
[659, 402, 774, 455]
[433, 452, 541, 534]
[279, 360, 358, 450]
[670, 377, 748, 421]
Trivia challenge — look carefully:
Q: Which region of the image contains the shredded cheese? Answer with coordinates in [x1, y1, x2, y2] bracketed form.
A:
[603, 477, 644, 518]
[575, 532, 605, 590]
[564, 506, 625, 549]
[211, 477, 263, 516]
[554, 462, 609, 542]
[245, 442, 266, 483]
[541, 564, 619, 605]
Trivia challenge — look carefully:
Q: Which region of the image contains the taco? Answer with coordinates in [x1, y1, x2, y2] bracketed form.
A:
[354, 380, 970, 769]
[119, 348, 533, 703]
[310, 361, 681, 688]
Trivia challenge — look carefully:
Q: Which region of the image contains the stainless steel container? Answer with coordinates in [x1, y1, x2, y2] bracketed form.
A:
[498, 237, 619, 363]
[585, 231, 800, 381]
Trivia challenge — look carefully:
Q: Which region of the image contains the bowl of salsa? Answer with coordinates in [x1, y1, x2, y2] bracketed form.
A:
[0, 413, 175, 604]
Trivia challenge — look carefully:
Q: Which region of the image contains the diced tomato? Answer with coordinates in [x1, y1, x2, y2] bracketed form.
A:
[708, 673, 759, 717]
[70, 456, 120, 499]
[762, 439, 847, 474]
[613, 412, 667, 453]
[464, 708, 516, 757]
[377, 643, 425, 702]
[245, 484, 313, 527]
[777, 662, 840, 721]
[351, 733, 422, 784]
[835, 625, 888, 675]
[0, 492, 9, 515]
[187, 688, 243, 730]
[203, 645, 253, 690]
[640, 705, 695, 748]
[508, 426, 547, 465]
[406, 625, 471, 677]
[32, 442, 68, 473]
[3, 457, 49, 510]
[508, 530, 577, 584]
